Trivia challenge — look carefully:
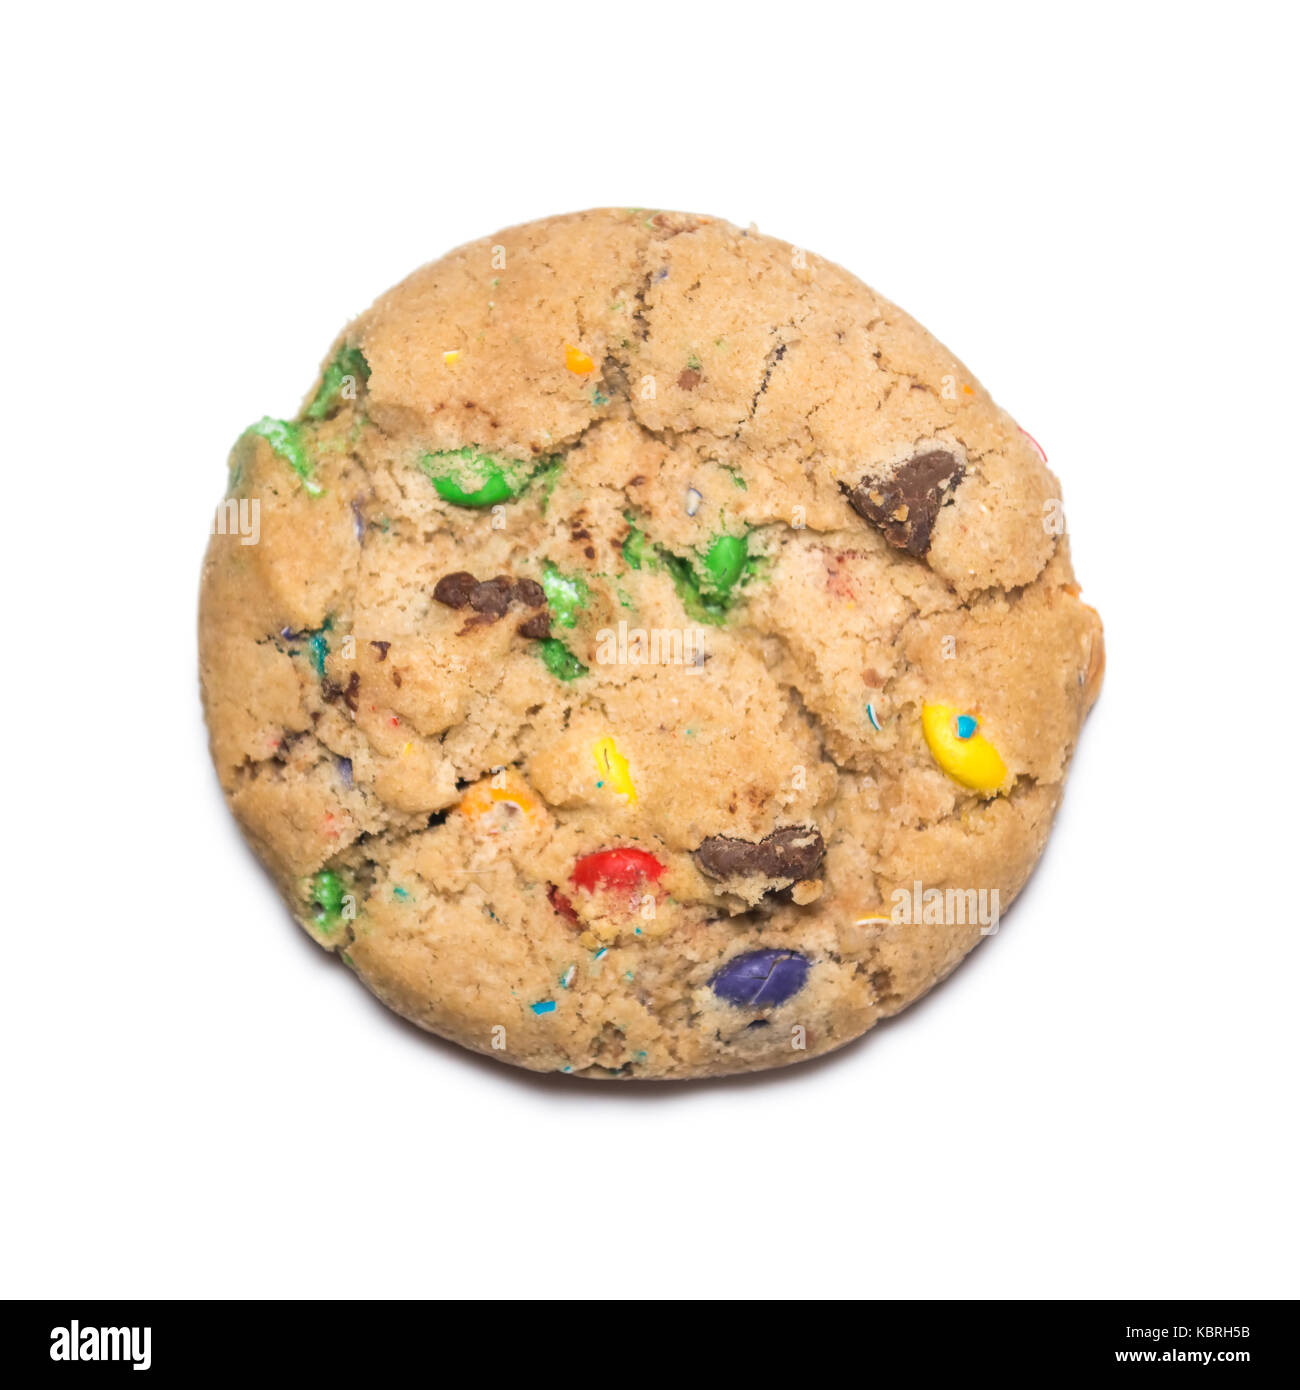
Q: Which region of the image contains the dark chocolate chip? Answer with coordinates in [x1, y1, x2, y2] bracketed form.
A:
[434, 571, 478, 608]
[694, 824, 825, 884]
[437, 571, 556, 631]
[761, 825, 826, 880]
[469, 576, 515, 618]
[843, 449, 965, 555]
[710, 949, 810, 1008]
[342, 671, 360, 712]
[370, 640, 390, 661]
[694, 836, 764, 878]
[514, 578, 546, 608]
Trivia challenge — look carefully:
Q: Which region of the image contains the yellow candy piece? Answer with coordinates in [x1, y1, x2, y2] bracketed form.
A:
[921, 702, 1008, 795]
[565, 344, 595, 374]
[593, 736, 637, 804]
[443, 349, 461, 367]
[458, 769, 540, 821]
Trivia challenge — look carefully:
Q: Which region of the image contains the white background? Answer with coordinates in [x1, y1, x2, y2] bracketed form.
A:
[3, 1, 1296, 1300]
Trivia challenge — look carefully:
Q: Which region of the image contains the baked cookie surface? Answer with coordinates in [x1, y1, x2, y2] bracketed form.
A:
[199, 208, 1103, 1079]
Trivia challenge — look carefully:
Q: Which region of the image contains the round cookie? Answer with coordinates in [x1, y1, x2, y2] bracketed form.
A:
[199, 208, 1104, 1080]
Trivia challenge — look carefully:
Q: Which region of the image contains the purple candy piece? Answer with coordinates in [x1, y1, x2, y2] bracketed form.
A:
[710, 949, 810, 1008]
[337, 757, 353, 789]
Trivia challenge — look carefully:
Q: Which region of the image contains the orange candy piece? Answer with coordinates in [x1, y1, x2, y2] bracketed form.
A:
[565, 344, 595, 375]
[457, 769, 542, 822]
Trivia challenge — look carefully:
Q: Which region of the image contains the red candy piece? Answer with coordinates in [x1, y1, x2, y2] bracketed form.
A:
[547, 884, 579, 923]
[571, 848, 665, 893]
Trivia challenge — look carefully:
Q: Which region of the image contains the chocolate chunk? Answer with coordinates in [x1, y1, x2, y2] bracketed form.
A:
[434, 571, 478, 608]
[695, 836, 765, 878]
[694, 824, 825, 884]
[761, 825, 826, 879]
[370, 640, 390, 660]
[342, 671, 360, 712]
[843, 449, 965, 556]
[437, 571, 552, 631]
[470, 576, 515, 618]
[514, 577, 546, 608]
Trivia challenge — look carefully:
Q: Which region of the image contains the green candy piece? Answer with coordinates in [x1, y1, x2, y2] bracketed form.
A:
[434, 471, 514, 507]
[537, 638, 587, 681]
[661, 552, 729, 625]
[309, 869, 346, 933]
[541, 562, 589, 629]
[246, 417, 322, 497]
[657, 531, 754, 626]
[304, 345, 371, 421]
[621, 521, 648, 571]
[535, 458, 565, 513]
[419, 448, 525, 508]
[701, 533, 748, 593]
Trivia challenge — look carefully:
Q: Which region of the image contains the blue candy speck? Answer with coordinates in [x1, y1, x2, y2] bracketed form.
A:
[306, 629, 330, 676]
[956, 714, 978, 740]
[531, 1000, 557, 1015]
